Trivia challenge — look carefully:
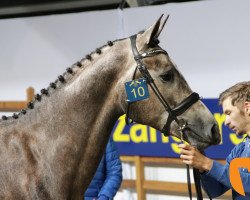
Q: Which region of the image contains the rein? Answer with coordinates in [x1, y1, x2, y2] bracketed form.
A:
[127, 34, 212, 200]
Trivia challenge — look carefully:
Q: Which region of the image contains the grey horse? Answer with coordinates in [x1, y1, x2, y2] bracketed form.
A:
[0, 15, 220, 199]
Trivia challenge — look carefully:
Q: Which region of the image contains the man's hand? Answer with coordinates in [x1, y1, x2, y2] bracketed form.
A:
[178, 143, 213, 172]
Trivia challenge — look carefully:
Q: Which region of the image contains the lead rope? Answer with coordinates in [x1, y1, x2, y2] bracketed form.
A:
[193, 168, 203, 200]
[197, 151, 213, 200]
[187, 165, 193, 200]
[180, 132, 193, 200]
[182, 129, 212, 200]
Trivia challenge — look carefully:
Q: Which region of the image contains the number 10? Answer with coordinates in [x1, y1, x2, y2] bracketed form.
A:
[131, 87, 145, 98]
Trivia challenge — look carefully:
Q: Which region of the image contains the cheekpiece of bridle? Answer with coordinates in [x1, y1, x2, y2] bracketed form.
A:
[126, 34, 200, 138]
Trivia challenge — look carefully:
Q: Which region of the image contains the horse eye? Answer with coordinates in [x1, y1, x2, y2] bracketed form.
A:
[160, 71, 173, 82]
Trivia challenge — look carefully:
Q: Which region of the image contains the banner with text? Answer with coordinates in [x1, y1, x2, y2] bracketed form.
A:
[112, 99, 245, 159]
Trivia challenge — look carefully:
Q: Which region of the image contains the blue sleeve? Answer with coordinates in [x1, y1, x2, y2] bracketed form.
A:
[201, 161, 230, 198]
[98, 139, 123, 199]
[201, 142, 250, 197]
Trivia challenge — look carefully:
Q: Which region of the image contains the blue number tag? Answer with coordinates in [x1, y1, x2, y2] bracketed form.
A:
[125, 78, 150, 102]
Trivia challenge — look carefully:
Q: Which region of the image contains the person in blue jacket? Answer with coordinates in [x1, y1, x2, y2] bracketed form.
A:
[84, 138, 122, 200]
[179, 81, 250, 199]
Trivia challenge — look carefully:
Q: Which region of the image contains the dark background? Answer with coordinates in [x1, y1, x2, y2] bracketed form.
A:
[0, 0, 201, 19]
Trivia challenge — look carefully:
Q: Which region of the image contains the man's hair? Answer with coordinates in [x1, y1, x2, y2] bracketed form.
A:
[219, 81, 250, 105]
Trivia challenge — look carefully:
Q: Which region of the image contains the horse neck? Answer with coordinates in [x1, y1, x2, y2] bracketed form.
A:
[24, 40, 130, 134]
[61, 42, 128, 131]
[0, 39, 133, 198]
[58, 40, 133, 195]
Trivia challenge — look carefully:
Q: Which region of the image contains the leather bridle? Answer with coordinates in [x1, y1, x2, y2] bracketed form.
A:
[126, 34, 212, 200]
[126, 34, 200, 138]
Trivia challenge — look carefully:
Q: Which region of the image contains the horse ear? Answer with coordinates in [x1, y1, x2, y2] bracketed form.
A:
[155, 14, 169, 38]
[139, 14, 169, 45]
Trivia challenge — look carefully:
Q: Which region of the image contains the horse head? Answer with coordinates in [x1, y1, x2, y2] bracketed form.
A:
[117, 15, 221, 150]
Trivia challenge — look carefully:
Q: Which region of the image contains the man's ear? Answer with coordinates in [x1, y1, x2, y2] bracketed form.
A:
[244, 101, 250, 115]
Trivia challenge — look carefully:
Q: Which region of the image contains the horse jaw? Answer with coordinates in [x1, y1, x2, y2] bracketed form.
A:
[166, 101, 221, 150]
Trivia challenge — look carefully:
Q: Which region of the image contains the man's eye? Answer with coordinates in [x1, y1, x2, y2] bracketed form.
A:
[160, 71, 173, 82]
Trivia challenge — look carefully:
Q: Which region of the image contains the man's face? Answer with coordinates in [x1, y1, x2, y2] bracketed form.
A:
[222, 97, 248, 136]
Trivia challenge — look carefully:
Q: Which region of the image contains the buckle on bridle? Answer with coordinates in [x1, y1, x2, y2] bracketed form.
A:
[177, 119, 188, 142]
[178, 119, 188, 132]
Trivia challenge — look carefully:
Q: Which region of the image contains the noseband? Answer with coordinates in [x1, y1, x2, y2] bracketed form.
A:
[126, 34, 200, 138]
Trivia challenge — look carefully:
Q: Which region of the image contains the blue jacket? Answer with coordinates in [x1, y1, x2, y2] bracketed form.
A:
[201, 137, 250, 200]
[84, 138, 122, 200]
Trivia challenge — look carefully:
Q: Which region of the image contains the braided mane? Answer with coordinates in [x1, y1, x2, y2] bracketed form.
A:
[1, 40, 117, 121]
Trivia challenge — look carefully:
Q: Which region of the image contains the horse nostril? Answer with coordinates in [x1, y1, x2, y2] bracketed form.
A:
[211, 124, 221, 145]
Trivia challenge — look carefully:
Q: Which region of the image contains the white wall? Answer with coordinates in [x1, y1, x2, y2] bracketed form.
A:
[1, 0, 250, 101]
[0, 10, 120, 100]
[122, 0, 250, 98]
[0, 0, 249, 199]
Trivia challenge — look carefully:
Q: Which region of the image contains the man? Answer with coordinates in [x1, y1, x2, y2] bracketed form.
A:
[84, 138, 122, 200]
[179, 81, 250, 199]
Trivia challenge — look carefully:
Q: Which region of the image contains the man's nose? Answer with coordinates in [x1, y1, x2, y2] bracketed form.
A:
[224, 115, 230, 126]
